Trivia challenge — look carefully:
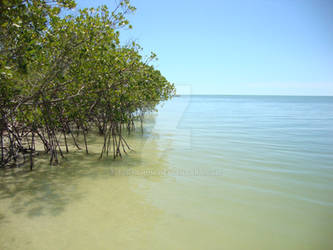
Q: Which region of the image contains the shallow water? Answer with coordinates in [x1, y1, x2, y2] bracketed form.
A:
[1, 95, 333, 250]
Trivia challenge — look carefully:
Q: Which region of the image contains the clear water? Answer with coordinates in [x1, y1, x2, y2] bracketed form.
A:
[1, 95, 333, 250]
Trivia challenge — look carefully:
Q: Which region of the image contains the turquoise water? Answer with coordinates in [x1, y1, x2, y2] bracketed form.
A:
[1, 95, 333, 249]
[150, 95, 333, 249]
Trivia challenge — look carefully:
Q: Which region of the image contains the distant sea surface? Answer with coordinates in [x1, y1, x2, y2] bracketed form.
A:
[1, 95, 333, 250]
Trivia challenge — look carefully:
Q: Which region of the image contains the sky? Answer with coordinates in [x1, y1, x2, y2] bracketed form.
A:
[76, 0, 333, 95]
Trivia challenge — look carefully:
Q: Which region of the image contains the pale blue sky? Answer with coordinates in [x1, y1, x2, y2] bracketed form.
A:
[76, 0, 333, 95]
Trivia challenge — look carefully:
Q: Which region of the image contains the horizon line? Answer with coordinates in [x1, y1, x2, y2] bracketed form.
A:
[175, 94, 333, 97]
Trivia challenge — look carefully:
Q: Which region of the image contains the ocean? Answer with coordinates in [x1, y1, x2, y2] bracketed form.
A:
[1, 95, 333, 249]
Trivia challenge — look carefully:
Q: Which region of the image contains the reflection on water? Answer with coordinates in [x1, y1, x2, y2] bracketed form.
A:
[1, 96, 333, 250]
[0, 115, 167, 250]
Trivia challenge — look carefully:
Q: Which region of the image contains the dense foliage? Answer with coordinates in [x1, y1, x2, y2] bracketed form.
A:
[0, 0, 175, 168]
